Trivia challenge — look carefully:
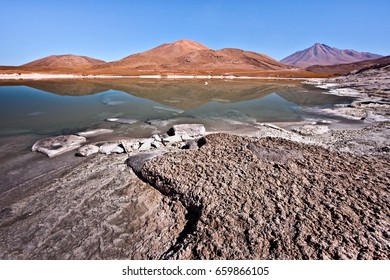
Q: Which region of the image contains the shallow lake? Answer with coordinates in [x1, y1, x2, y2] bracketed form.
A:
[0, 78, 357, 138]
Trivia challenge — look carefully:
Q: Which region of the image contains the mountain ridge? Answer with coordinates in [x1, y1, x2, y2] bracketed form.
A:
[1, 40, 384, 77]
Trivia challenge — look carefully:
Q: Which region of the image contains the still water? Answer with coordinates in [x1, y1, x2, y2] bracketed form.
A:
[0, 79, 356, 138]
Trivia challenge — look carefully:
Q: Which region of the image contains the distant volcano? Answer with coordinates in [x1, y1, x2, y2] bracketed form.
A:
[280, 43, 382, 67]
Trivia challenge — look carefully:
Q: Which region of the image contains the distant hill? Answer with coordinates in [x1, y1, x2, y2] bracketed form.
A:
[306, 55, 390, 76]
[281, 43, 382, 68]
[21, 54, 106, 68]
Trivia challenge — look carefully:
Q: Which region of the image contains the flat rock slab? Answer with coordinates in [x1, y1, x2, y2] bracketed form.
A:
[0, 153, 186, 259]
[32, 135, 87, 157]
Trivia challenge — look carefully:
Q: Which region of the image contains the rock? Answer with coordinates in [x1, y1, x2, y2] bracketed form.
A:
[132, 142, 140, 150]
[152, 141, 161, 148]
[316, 120, 333, 125]
[139, 139, 154, 151]
[182, 141, 198, 150]
[105, 118, 137, 124]
[180, 133, 194, 141]
[76, 145, 99, 157]
[171, 124, 206, 137]
[32, 135, 87, 157]
[76, 129, 113, 138]
[152, 134, 162, 142]
[146, 119, 174, 127]
[121, 140, 136, 153]
[99, 143, 124, 155]
[292, 125, 329, 136]
[127, 150, 167, 175]
[162, 135, 182, 143]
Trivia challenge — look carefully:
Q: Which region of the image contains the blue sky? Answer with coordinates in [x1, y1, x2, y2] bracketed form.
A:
[1, 0, 389, 65]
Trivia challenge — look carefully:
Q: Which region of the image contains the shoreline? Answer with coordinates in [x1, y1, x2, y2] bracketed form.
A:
[0, 72, 315, 81]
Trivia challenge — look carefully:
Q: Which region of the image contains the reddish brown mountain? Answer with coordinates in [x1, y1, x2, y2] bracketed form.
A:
[281, 43, 382, 68]
[21, 54, 106, 68]
[95, 39, 292, 72]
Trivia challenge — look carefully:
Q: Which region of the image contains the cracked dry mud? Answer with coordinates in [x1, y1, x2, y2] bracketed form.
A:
[140, 133, 389, 259]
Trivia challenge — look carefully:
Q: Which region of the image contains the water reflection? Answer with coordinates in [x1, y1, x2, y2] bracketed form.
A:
[0, 79, 355, 137]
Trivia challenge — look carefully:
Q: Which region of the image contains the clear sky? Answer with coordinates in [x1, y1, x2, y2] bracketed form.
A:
[1, 0, 389, 65]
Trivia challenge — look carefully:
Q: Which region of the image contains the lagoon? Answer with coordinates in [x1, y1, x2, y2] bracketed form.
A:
[0, 79, 357, 139]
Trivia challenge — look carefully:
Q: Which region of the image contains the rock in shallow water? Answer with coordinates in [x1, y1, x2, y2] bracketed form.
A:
[105, 118, 137, 124]
[32, 135, 87, 157]
[76, 145, 99, 157]
[76, 129, 113, 138]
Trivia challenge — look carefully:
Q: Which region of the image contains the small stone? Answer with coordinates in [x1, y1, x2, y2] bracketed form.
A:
[162, 135, 182, 143]
[139, 139, 154, 151]
[76, 144, 99, 157]
[172, 124, 206, 137]
[99, 143, 124, 155]
[121, 140, 137, 153]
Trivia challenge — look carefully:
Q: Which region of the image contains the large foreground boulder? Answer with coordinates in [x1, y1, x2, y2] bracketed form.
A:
[139, 133, 389, 260]
[32, 135, 87, 157]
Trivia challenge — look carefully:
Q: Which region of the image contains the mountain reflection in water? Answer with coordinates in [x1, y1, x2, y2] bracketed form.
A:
[0, 79, 355, 137]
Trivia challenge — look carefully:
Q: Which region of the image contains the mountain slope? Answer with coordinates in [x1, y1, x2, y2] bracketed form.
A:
[21, 54, 106, 68]
[105, 39, 211, 68]
[281, 43, 382, 68]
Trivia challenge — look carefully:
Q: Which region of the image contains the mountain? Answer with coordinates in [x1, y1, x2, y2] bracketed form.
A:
[94, 39, 292, 73]
[21, 54, 106, 68]
[306, 55, 390, 76]
[7, 39, 322, 77]
[281, 43, 382, 68]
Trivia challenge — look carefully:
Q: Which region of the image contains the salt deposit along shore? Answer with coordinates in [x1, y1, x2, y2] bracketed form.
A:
[0, 69, 389, 259]
[0, 72, 310, 80]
